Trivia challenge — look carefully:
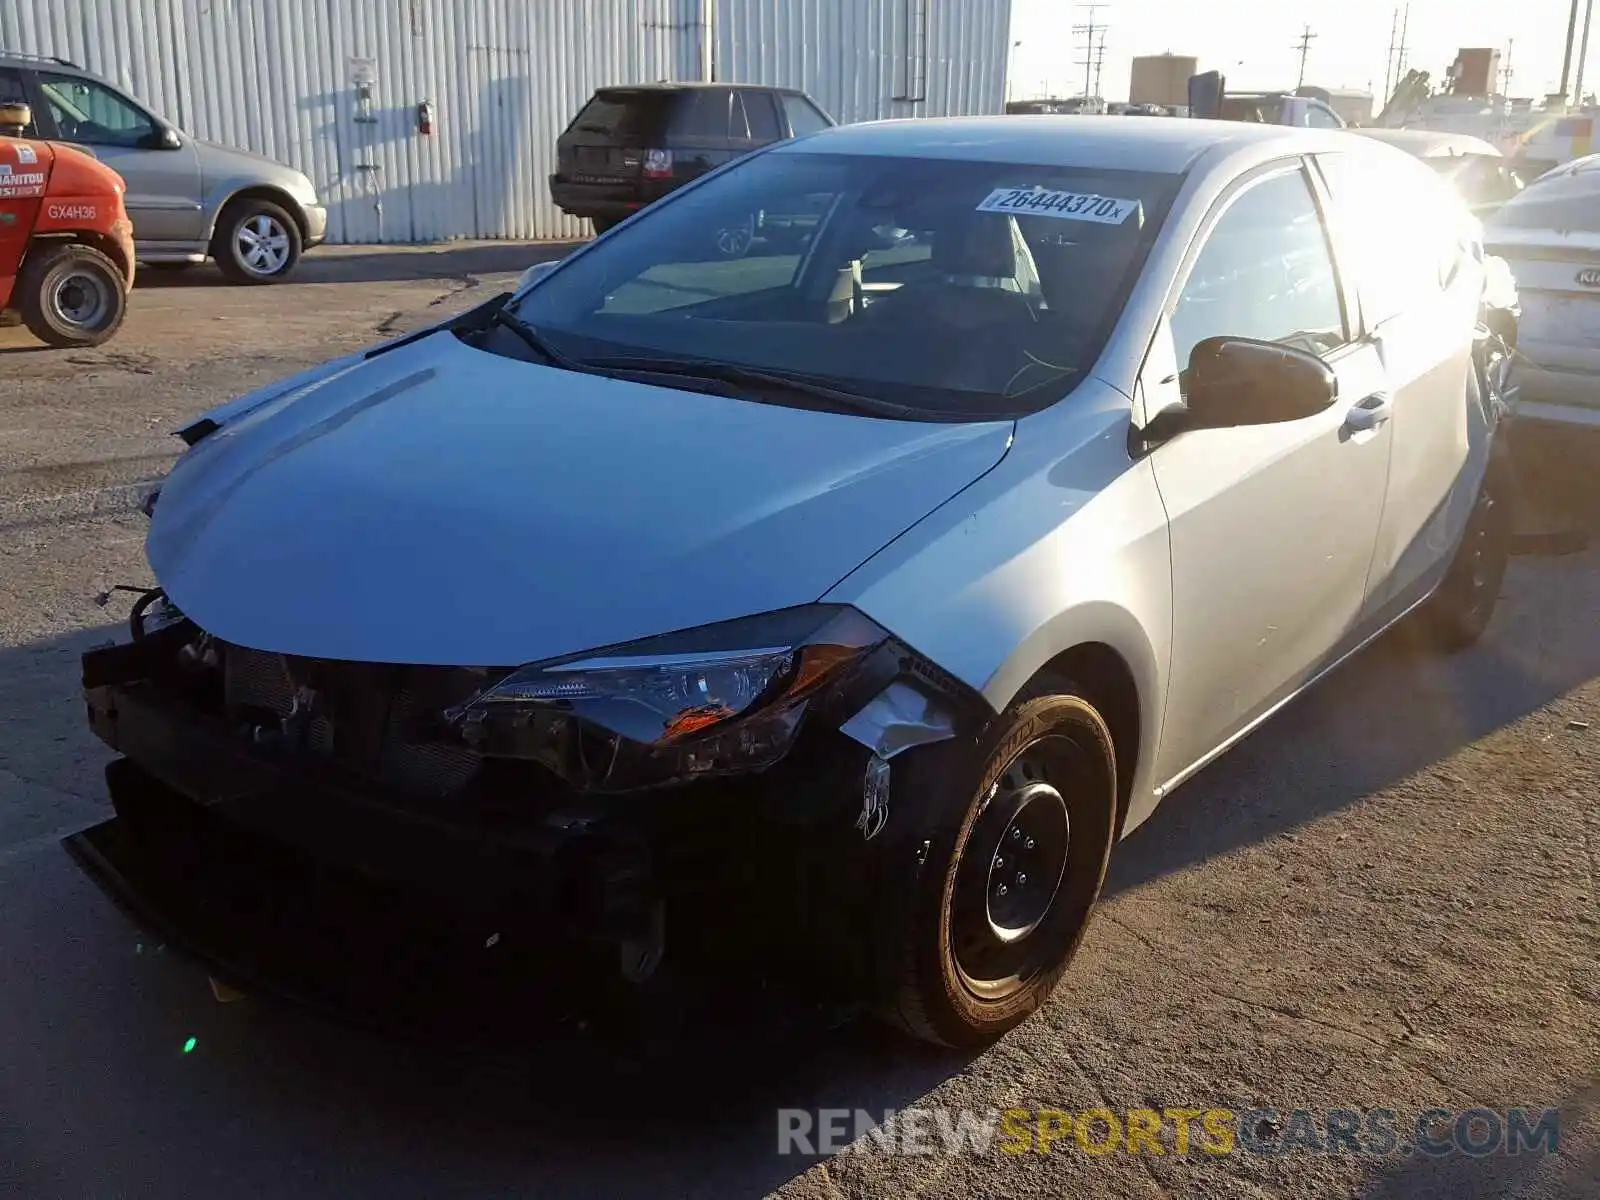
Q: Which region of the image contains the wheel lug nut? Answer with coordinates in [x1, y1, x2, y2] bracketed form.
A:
[994, 856, 1006, 870]
[1011, 828, 1022, 841]
[996, 883, 1009, 896]
[1024, 837, 1036, 850]
[1017, 872, 1028, 886]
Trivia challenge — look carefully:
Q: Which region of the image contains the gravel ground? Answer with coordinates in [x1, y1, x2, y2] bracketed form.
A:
[1, 246, 1596, 1199]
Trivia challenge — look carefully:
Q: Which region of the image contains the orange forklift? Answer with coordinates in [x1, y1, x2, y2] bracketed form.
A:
[1, 99, 134, 347]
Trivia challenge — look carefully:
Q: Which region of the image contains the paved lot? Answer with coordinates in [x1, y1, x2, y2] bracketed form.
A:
[1, 245, 1597, 1199]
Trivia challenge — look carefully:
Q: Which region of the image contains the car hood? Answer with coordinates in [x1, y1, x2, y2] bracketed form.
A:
[147, 333, 1014, 665]
[194, 137, 314, 194]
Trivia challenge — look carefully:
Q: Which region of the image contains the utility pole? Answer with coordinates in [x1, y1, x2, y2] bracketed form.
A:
[1576, 0, 1595, 106]
[1383, 9, 1398, 102]
[1561, 0, 1583, 103]
[1502, 38, 1515, 95]
[1072, 3, 1106, 100]
[1294, 23, 1317, 89]
[1092, 27, 1107, 100]
[1396, 3, 1410, 76]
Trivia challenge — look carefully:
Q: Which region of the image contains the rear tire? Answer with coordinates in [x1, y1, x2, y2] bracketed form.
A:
[18, 242, 128, 348]
[872, 678, 1118, 1048]
[1416, 466, 1512, 652]
[213, 198, 302, 283]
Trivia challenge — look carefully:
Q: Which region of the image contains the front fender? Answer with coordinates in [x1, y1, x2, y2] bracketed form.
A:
[202, 180, 310, 240]
[824, 382, 1174, 832]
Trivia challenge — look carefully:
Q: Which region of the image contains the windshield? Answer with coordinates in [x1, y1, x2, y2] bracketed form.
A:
[507, 150, 1182, 417]
[1485, 166, 1600, 234]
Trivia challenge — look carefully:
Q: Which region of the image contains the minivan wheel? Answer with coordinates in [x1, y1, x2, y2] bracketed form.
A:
[18, 243, 128, 348]
[874, 680, 1118, 1049]
[1417, 469, 1512, 652]
[213, 199, 303, 284]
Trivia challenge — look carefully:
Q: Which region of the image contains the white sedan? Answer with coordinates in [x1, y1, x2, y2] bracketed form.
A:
[84, 116, 1513, 1049]
[1485, 152, 1600, 429]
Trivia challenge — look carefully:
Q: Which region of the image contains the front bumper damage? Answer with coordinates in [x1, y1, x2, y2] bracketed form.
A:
[77, 611, 985, 1015]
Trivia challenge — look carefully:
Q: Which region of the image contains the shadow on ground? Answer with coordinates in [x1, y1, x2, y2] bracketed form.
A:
[133, 241, 585, 290]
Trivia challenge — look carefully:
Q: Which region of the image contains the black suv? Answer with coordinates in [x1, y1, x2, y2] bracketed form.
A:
[550, 83, 835, 238]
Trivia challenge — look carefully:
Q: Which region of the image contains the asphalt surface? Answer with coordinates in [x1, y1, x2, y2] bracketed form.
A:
[1, 244, 1597, 1199]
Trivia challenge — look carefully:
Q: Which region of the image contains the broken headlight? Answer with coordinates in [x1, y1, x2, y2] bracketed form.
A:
[451, 605, 888, 792]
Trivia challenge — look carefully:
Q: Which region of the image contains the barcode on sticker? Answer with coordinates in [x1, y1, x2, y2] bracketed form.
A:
[976, 187, 1139, 225]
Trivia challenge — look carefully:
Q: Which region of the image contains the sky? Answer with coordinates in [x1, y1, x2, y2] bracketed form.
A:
[1007, 0, 1594, 105]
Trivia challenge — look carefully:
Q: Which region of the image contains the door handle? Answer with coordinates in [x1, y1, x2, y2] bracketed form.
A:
[1344, 392, 1392, 432]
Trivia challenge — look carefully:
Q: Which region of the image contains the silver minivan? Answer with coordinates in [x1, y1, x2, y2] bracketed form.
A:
[0, 51, 326, 282]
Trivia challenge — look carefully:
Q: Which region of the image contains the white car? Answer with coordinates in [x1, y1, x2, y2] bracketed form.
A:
[84, 116, 1513, 1049]
[1484, 152, 1600, 429]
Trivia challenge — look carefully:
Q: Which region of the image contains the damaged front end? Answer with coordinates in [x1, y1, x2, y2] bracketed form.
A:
[80, 597, 985, 993]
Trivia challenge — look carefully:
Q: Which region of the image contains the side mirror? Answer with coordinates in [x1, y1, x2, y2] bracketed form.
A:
[0, 101, 31, 135]
[515, 258, 561, 292]
[141, 125, 182, 150]
[1149, 336, 1338, 441]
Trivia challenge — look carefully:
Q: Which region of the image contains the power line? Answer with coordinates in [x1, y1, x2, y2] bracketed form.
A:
[1071, 3, 1107, 100]
[1294, 23, 1318, 89]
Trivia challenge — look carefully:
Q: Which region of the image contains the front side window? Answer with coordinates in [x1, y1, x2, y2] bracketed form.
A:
[1169, 166, 1347, 377]
[38, 72, 154, 148]
[1303, 103, 1342, 128]
[507, 150, 1184, 417]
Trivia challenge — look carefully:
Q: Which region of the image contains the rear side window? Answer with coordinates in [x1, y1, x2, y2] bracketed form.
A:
[781, 93, 832, 136]
[738, 91, 783, 142]
[1317, 151, 1468, 325]
[668, 88, 733, 138]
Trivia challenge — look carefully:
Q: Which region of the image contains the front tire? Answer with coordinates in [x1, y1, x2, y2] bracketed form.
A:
[18, 242, 128, 348]
[874, 680, 1118, 1048]
[213, 199, 302, 283]
[1416, 467, 1512, 652]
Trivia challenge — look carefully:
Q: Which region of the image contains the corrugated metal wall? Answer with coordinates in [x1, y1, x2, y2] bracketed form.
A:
[715, 0, 1009, 127]
[2, 0, 1010, 243]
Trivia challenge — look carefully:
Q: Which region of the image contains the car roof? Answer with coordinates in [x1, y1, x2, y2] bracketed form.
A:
[1529, 150, 1600, 183]
[1351, 127, 1502, 158]
[0, 51, 85, 72]
[595, 82, 808, 96]
[774, 114, 1354, 174]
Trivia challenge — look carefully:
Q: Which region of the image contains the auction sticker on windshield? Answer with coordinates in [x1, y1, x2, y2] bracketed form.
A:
[976, 187, 1140, 225]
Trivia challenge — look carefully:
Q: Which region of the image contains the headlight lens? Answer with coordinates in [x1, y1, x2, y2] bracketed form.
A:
[452, 605, 887, 791]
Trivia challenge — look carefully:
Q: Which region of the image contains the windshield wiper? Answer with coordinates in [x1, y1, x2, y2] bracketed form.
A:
[579, 356, 929, 420]
[486, 306, 585, 371]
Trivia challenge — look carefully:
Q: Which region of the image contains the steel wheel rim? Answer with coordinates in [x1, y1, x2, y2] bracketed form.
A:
[984, 782, 1071, 942]
[236, 214, 291, 275]
[950, 739, 1078, 998]
[50, 270, 112, 329]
